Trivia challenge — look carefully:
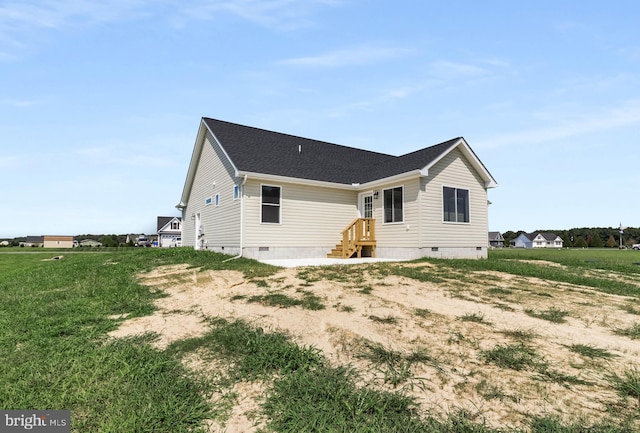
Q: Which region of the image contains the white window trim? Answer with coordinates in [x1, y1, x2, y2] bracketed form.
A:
[382, 185, 404, 225]
[260, 184, 282, 224]
[442, 185, 471, 224]
[214, 193, 220, 207]
[205, 197, 212, 206]
[233, 184, 240, 200]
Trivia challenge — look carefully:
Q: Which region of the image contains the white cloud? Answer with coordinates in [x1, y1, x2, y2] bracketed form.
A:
[175, 0, 343, 30]
[0, 98, 40, 107]
[427, 60, 491, 79]
[476, 100, 640, 149]
[279, 45, 412, 68]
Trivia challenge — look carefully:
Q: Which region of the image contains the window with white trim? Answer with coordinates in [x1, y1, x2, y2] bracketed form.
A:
[261, 185, 281, 223]
[383, 186, 403, 223]
[205, 197, 212, 206]
[233, 185, 240, 200]
[214, 193, 220, 207]
[443, 186, 469, 223]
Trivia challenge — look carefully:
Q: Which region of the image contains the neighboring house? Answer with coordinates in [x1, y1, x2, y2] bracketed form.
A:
[157, 216, 182, 247]
[78, 239, 102, 247]
[24, 235, 44, 247]
[176, 118, 498, 260]
[511, 232, 563, 249]
[23, 235, 74, 248]
[43, 235, 74, 248]
[488, 231, 504, 248]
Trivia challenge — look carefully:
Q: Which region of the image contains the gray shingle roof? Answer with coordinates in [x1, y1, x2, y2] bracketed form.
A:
[157, 216, 181, 232]
[203, 118, 461, 185]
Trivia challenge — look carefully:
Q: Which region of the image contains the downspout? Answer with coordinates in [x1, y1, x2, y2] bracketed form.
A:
[224, 174, 248, 262]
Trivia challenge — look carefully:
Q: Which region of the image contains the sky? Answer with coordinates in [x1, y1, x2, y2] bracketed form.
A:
[2, 0, 639, 238]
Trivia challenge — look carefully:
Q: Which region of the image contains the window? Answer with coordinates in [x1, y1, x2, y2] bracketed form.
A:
[171, 221, 180, 230]
[205, 197, 212, 206]
[443, 187, 469, 223]
[215, 193, 220, 207]
[233, 185, 240, 200]
[261, 185, 281, 223]
[383, 186, 403, 223]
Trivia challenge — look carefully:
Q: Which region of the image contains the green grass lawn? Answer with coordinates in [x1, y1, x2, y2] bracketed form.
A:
[0, 248, 637, 432]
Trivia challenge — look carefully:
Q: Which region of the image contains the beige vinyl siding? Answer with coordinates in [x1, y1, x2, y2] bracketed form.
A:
[183, 130, 240, 248]
[421, 149, 488, 247]
[43, 236, 74, 248]
[243, 179, 357, 248]
[373, 179, 421, 248]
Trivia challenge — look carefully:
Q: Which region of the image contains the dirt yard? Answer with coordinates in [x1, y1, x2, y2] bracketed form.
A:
[109, 261, 640, 431]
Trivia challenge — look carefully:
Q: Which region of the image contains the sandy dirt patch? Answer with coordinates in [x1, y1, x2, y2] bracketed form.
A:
[109, 262, 640, 431]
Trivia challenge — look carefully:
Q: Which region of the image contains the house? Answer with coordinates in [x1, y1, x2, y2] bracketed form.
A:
[43, 235, 74, 248]
[511, 232, 563, 249]
[78, 239, 102, 247]
[176, 118, 498, 260]
[157, 216, 182, 247]
[23, 235, 44, 247]
[488, 231, 504, 248]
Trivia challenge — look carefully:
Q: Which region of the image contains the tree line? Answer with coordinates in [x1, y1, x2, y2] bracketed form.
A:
[501, 227, 640, 248]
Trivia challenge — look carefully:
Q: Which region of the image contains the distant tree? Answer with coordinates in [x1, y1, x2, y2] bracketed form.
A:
[588, 232, 604, 248]
[606, 235, 617, 248]
[574, 236, 588, 248]
[100, 235, 117, 248]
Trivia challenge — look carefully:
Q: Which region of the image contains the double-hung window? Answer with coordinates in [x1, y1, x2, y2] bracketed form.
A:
[383, 186, 403, 223]
[261, 185, 281, 223]
[443, 186, 469, 223]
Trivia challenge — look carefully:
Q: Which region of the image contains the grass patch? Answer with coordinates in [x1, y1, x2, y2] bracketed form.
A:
[500, 328, 537, 342]
[607, 367, 640, 405]
[358, 285, 373, 294]
[567, 343, 617, 359]
[334, 303, 354, 313]
[458, 312, 492, 325]
[248, 292, 301, 308]
[622, 304, 640, 315]
[486, 287, 514, 296]
[524, 307, 570, 323]
[368, 315, 398, 325]
[475, 379, 519, 403]
[246, 291, 325, 310]
[479, 343, 542, 371]
[168, 318, 324, 379]
[613, 322, 640, 339]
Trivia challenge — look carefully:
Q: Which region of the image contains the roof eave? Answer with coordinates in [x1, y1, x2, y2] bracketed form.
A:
[421, 138, 498, 189]
[358, 170, 423, 189]
[178, 119, 241, 208]
[236, 171, 358, 190]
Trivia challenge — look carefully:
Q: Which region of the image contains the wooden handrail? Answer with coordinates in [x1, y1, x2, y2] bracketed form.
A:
[340, 218, 376, 258]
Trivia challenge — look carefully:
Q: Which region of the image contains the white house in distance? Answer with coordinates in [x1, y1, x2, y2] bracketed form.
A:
[511, 232, 564, 249]
[157, 216, 182, 247]
[488, 231, 504, 248]
[176, 118, 498, 260]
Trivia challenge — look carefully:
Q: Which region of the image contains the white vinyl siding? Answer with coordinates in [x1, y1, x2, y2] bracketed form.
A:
[182, 130, 241, 248]
[420, 148, 488, 247]
[374, 179, 420, 248]
[243, 179, 357, 248]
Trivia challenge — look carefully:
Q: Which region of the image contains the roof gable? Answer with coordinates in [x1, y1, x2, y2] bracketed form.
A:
[157, 216, 182, 232]
[178, 118, 497, 208]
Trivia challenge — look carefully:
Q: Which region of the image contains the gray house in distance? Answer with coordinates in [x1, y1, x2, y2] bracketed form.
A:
[176, 118, 497, 260]
[488, 231, 504, 248]
[511, 232, 563, 249]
